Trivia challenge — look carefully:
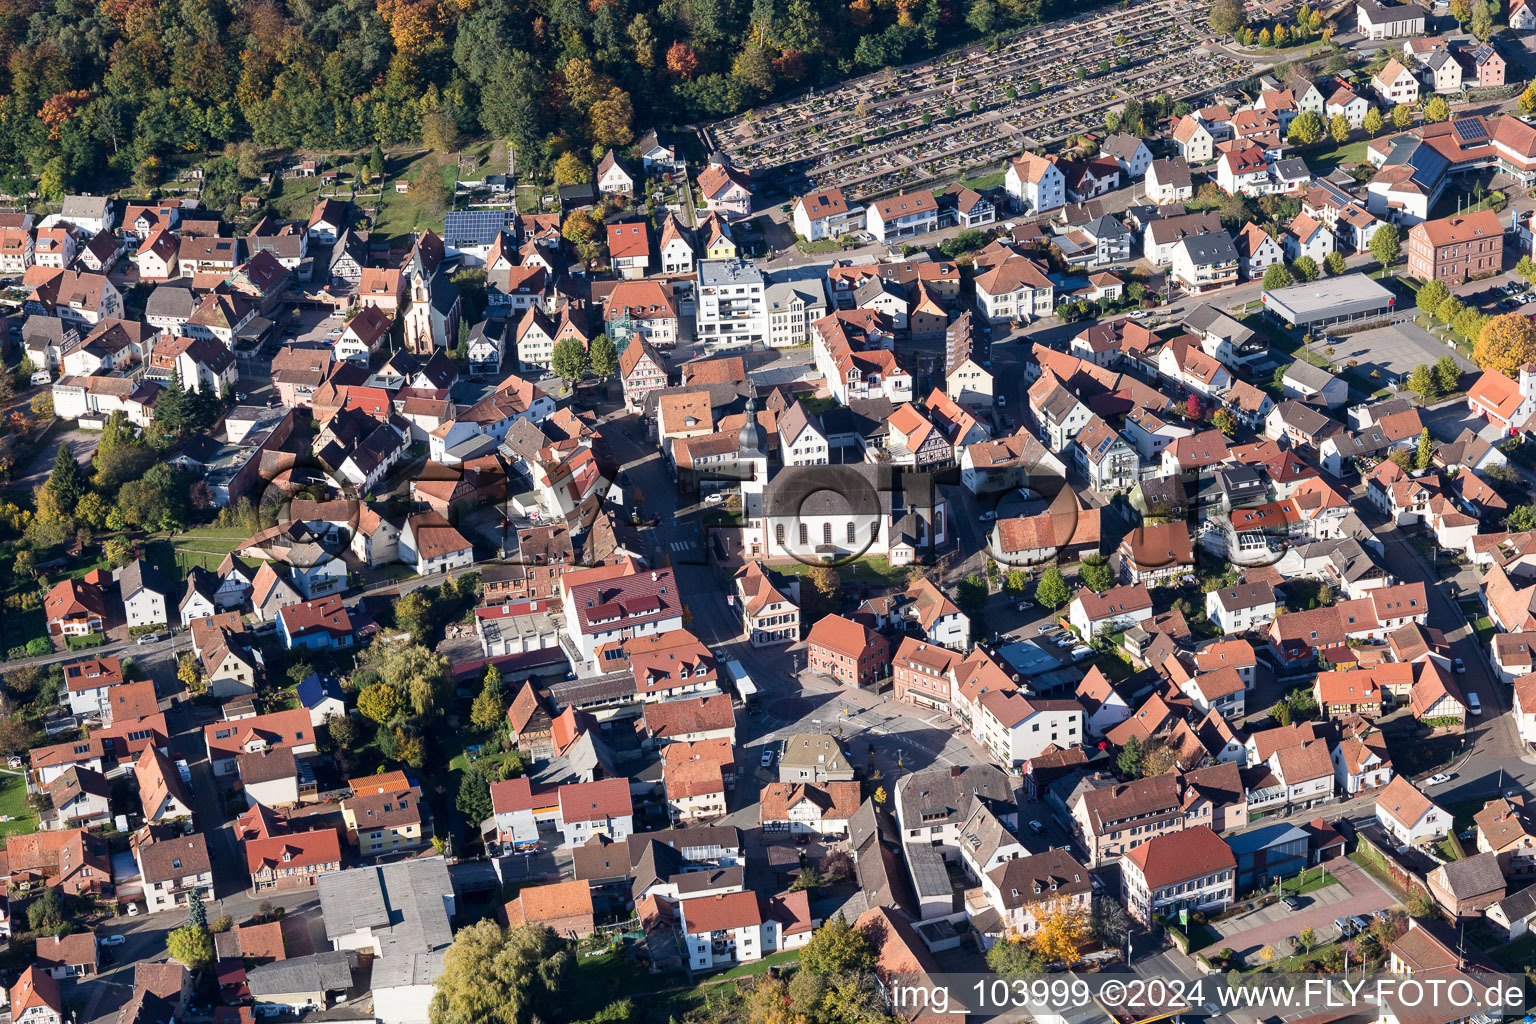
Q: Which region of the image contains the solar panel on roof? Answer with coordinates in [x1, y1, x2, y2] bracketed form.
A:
[443, 209, 515, 248]
[1452, 117, 1489, 142]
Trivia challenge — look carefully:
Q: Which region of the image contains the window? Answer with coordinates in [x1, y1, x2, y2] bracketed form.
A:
[846, 523, 856, 544]
[823, 523, 832, 545]
[798, 523, 808, 547]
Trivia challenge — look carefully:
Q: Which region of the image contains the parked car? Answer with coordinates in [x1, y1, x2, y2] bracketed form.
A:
[1281, 895, 1301, 910]
[1468, 692, 1481, 714]
[1028, 820, 1044, 833]
[1037, 624, 1056, 634]
[1425, 772, 1454, 786]
[760, 750, 773, 768]
[704, 493, 724, 505]
[1454, 658, 1465, 674]
[99, 934, 126, 947]
[795, 834, 810, 846]
[136, 633, 160, 646]
[979, 510, 998, 522]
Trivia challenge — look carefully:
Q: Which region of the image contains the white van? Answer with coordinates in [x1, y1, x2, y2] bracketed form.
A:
[1467, 692, 1481, 715]
[30, 371, 50, 386]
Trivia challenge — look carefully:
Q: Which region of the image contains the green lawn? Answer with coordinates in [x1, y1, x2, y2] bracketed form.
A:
[1280, 865, 1341, 895]
[267, 176, 324, 221]
[0, 772, 39, 837]
[775, 556, 911, 586]
[961, 170, 1006, 191]
[708, 949, 800, 979]
[145, 526, 249, 582]
[1299, 138, 1369, 176]
[373, 152, 460, 245]
[1490, 930, 1536, 971]
[1433, 836, 1462, 862]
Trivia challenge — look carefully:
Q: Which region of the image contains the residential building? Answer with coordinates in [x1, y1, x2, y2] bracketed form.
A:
[1120, 825, 1236, 925]
[1375, 775, 1449, 846]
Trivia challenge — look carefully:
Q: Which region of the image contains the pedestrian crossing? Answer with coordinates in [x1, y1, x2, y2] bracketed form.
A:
[667, 541, 692, 552]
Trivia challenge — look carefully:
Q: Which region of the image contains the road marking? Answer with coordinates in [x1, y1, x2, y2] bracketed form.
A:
[669, 541, 692, 552]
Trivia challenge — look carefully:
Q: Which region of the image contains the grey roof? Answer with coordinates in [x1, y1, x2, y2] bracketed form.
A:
[371, 949, 445, 991]
[116, 558, 166, 600]
[1434, 851, 1506, 899]
[1282, 360, 1341, 392]
[778, 733, 853, 773]
[904, 841, 950, 898]
[1148, 158, 1192, 188]
[766, 275, 829, 315]
[896, 764, 1015, 831]
[1184, 303, 1254, 345]
[957, 798, 1018, 866]
[698, 258, 763, 287]
[1101, 133, 1148, 163]
[1274, 158, 1310, 180]
[1274, 398, 1339, 435]
[854, 276, 906, 307]
[1083, 215, 1130, 241]
[317, 859, 454, 952]
[144, 283, 198, 321]
[1179, 232, 1239, 266]
[1357, 0, 1421, 21]
[247, 951, 353, 998]
[1492, 883, 1536, 924]
[60, 195, 111, 221]
[20, 314, 69, 349]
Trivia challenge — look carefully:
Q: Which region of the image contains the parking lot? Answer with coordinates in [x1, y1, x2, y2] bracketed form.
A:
[1201, 859, 1399, 957]
[1327, 322, 1474, 385]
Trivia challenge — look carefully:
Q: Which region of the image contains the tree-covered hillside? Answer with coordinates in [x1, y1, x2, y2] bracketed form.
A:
[0, 0, 1089, 197]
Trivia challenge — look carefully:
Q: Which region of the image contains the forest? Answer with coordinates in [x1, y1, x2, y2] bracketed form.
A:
[0, 0, 1097, 200]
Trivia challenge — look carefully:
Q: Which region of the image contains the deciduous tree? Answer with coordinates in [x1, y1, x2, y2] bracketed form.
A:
[167, 925, 214, 969]
[1417, 279, 1450, 316]
[1324, 251, 1346, 277]
[1031, 894, 1091, 966]
[1079, 553, 1113, 591]
[1328, 114, 1350, 143]
[429, 920, 572, 1024]
[1434, 355, 1461, 395]
[1476, 314, 1536, 376]
[1035, 566, 1070, 609]
[1363, 107, 1385, 135]
[358, 682, 404, 723]
[800, 913, 876, 975]
[470, 667, 505, 731]
[1424, 96, 1450, 123]
[551, 337, 589, 383]
[1287, 111, 1323, 145]
[1263, 264, 1293, 290]
[1369, 222, 1401, 267]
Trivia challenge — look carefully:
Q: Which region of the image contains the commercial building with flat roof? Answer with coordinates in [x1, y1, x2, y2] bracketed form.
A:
[1262, 274, 1397, 328]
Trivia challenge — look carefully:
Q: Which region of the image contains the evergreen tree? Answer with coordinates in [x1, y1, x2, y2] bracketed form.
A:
[157, 370, 190, 436]
[1116, 734, 1144, 777]
[187, 887, 206, 929]
[46, 442, 86, 509]
[1415, 428, 1433, 470]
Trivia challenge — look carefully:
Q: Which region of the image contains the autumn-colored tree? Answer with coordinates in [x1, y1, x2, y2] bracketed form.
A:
[665, 41, 699, 79]
[1364, 107, 1386, 135]
[1476, 314, 1536, 376]
[1029, 894, 1091, 966]
[177, 652, 203, 694]
[1423, 95, 1450, 123]
[38, 90, 89, 140]
[375, 0, 449, 55]
[1212, 409, 1238, 435]
[588, 87, 634, 148]
[848, 0, 873, 25]
[358, 681, 404, 723]
[773, 50, 807, 81]
[1392, 104, 1414, 129]
[553, 151, 593, 186]
[808, 565, 839, 600]
[1140, 743, 1180, 778]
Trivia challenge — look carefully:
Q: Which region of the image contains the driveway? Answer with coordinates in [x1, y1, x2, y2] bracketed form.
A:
[1200, 859, 1397, 957]
[12, 426, 99, 491]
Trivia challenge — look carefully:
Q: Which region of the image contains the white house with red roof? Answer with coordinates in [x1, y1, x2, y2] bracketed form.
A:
[792, 188, 861, 241]
[1068, 584, 1154, 638]
[557, 778, 633, 848]
[866, 190, 938, 242]
[1283, 212, 1336, 263]
[1119, 824, 1236, 925]
[1467, 366, 1536, 435]
[563, 567, 684, 664]
[1006, 154, 1067, 213]
[203, 708, 317, 778]
[1375, 775, 1448, 846]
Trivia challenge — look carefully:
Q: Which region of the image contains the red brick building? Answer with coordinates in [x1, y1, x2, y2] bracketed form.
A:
[1406, 210, 1503, 284]
[891, 635, 962, 711]
[807, 614, 891, 688]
